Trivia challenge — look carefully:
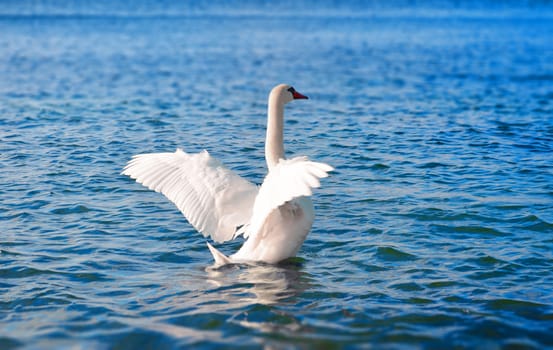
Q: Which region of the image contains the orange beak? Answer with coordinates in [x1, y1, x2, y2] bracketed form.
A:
[292, 90, 308, 100]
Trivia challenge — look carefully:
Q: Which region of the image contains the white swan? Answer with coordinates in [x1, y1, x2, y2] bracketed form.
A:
[122, 84, 333, 266]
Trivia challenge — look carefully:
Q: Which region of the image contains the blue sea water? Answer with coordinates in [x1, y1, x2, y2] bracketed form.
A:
[1, 1, 553, 349]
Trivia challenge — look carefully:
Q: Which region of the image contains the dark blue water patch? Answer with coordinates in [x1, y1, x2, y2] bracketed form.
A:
[375, 246, 418, 262]
[389, 282, 425, 292]
[468, 255, 509, 267]
[521, 221, 553, 234]
[416, 161, 451, 169]
[154, 252, 195, 264]
[431, 224, 511, 237]
[0, 266, 59, 279]
[0, 338, 22, 350]
[49, 204, 93, 215]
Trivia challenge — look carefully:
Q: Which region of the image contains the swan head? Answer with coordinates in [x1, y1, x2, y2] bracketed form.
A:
[270, 84, 308, 105]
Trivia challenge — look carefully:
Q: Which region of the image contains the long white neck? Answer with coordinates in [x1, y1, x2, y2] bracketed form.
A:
[265, 92, 285, 170]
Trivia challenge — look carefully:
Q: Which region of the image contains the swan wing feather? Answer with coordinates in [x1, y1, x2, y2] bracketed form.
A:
[246, 156, 333, 238]
[122, 148, 258, 242]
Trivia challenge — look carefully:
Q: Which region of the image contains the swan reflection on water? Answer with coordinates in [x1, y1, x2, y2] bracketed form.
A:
[113, 260, 313, 345]
[204, 259, 313, 339]
[205, 258, 311, 306]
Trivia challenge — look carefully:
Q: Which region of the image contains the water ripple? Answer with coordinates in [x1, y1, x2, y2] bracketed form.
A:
[1, 4, 553, 350]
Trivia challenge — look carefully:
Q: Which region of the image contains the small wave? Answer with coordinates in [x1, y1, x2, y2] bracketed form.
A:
[511, 74, 553, 82]
[390, 282, 424, 291]
[0, 266, 58, 279]
[469, 255, 506, 267]
[0, 337, 22, 349]
[50, 204, 92, 215]
[369, 163, 390, 171]
[416, 162, 450, 169]
[376, 246, 417, 262]
[426, 280, 458, 289]
[433, 224, 510, 237]
[155, 252, 192, 264]
[484, 298, 549, 316]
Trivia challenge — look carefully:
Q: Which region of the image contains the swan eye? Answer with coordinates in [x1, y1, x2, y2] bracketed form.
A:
[287, 86, 308, 100]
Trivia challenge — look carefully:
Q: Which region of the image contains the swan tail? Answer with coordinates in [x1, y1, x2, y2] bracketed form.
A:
[206, 242, 233, 266]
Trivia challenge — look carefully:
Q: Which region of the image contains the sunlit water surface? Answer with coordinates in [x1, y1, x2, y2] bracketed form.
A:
[1, 2, 553, 349]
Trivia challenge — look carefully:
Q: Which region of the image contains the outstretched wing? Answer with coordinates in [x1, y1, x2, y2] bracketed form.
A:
[122, 148, 258, 243]
[246, 156, 333, 238]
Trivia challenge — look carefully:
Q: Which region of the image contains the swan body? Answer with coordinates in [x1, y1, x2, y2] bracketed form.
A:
[123, 84, 333, 266]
